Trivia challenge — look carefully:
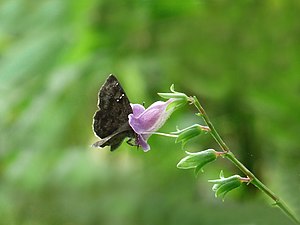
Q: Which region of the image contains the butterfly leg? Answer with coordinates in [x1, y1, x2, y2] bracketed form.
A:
[126, 138, 138, 147]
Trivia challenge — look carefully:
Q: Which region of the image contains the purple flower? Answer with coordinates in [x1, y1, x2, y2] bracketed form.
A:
[128, 99, 174, 152]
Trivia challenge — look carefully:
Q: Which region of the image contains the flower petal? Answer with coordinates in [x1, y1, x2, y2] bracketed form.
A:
[137, 134, 150, 152]
[128, 98, 175, 151]
[131, 100, 173, 132]
[130, 103, 145, 116]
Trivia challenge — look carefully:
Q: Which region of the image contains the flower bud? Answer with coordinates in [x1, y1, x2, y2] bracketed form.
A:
[208, 171, 244, 200]
[172, 124, 208, 147]
[158, 84, 189, 110]
[177, 149, 218, 175]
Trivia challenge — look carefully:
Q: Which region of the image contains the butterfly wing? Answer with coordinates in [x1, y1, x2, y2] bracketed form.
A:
[92, 128, 133, 151]
[92, 74, 135, 151]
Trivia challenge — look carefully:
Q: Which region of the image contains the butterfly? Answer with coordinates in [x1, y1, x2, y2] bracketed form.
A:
[92, 74, 137, 151]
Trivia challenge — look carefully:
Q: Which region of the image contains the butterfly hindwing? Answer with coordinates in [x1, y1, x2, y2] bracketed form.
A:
[92, 130, 133, 151]
[92, 74, 135, 151]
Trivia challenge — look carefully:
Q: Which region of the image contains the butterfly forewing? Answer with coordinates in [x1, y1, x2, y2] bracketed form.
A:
[92, 74, 135, 150]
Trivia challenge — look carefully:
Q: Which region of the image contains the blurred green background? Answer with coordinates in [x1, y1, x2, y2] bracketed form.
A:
[1, 0, 300, 224]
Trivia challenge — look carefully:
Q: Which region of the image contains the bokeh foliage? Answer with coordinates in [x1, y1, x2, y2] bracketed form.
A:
[1, 0, 300, 224]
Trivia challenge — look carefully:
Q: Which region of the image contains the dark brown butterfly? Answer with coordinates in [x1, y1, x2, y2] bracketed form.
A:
[92, 74, 136, 151]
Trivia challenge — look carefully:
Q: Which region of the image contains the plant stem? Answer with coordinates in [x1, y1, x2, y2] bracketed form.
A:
[143, 131, 178, 138]
[192, 96, 300, 224]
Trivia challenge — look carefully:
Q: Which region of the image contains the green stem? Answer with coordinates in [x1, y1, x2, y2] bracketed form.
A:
[192, 96, 300, 224]
[143, 131, 178, 138]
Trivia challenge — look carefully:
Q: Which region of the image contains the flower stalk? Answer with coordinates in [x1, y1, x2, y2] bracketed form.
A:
[192, 96, 300, 224]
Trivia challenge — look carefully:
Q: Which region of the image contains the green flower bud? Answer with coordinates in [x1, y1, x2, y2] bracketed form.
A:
[172, 124, 209, 147]
[158, 84, 190, 110]
[177, 149, 218, 175]
[208, 171, 244, 200]
[158, 92, 188, 100]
